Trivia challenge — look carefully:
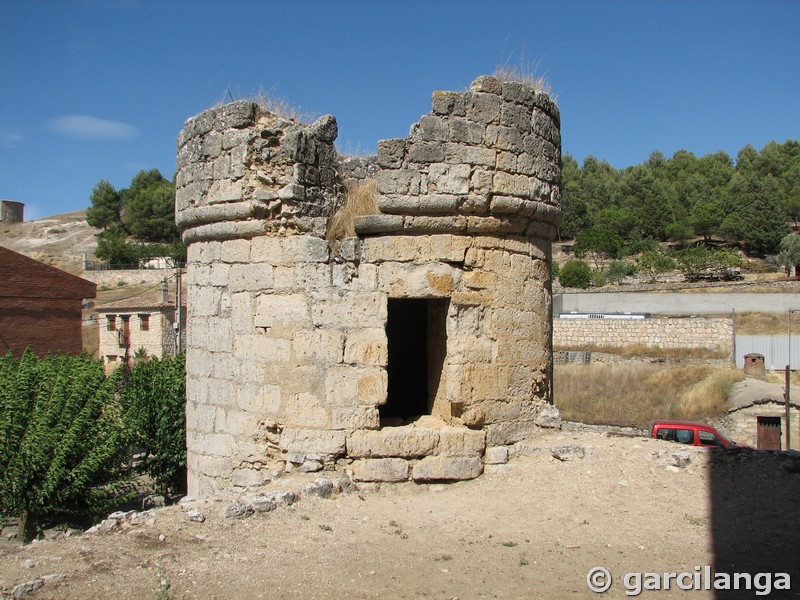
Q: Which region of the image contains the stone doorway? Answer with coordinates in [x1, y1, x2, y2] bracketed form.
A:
[382, 298, 449, 424]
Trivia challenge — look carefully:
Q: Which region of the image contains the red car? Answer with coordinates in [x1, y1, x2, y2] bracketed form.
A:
[649, 421, 739, 448]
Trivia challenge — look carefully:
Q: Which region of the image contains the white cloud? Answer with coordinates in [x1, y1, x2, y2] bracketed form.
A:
[49, 115, 138, 140]
[1, 132, 23, 146]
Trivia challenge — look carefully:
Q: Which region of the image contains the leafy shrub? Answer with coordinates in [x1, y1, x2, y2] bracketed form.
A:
[605, 260, 637, 285]
[558, 260, 593, 289]
[551, 260, 561, 280]
[0, 351, 132, 541]
[121, 355, 186, 497]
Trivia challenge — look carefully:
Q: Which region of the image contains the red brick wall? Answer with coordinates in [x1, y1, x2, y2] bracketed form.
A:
[0, 297, 85, 357]
[0, 247, 96, 357]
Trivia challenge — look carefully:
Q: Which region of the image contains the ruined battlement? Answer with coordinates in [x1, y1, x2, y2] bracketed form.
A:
[176, 76, 562, 496]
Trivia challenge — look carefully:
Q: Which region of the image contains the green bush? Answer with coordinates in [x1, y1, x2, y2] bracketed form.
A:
[0, 351, 133, 542]
[559, 260, 593, 289]
[605, 260, 637, 284]
[121, 355, 186, 497]
[0, 351, 188, 542]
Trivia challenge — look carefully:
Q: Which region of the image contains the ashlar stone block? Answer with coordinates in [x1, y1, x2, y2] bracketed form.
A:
[280, 428, 346, 457]
[347, 428, 439, 458]
[437, 427, 486, 456]
[351, 458, 409, 482]
[254, 294, 310, 329]
[412, 456, 483, 481]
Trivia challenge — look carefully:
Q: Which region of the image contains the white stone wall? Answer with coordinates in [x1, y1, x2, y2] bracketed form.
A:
[553, 317, 733, 355]
[98, 311, 167, 367]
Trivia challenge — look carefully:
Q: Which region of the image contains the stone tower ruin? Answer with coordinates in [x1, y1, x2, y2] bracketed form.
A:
[176, 76, 562, 496]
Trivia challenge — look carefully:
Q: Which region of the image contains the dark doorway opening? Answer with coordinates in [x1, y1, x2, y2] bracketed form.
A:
[381, 298, 449, 424]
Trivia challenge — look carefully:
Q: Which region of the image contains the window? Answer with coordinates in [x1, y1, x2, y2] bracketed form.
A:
[106, 315, 117, 331]
[139, 314, 150, 331]
[698, 431, 722, 447]
[676, 429, 694, 444]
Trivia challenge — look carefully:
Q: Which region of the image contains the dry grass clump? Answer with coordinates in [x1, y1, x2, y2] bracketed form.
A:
[217, 85, 314, 123]
[554, 342, 730, 360]
[734, 312, 791, 335]
[494, 64, 552, 96]
[326, 179, 379, 242]
[494, 45, 553, 96]
[554, 363, 745, 428]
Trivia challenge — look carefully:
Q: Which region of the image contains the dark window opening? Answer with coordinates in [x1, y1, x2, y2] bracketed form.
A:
[381, 298, 449, 424]
[139, 314, 150, 331]
[107, 315, 117, 331]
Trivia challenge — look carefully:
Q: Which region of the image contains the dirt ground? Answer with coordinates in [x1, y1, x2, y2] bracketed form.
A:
[2, 429, 799, 600]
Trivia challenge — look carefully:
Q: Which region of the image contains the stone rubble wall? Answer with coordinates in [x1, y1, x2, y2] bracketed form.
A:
[175, 102, 341, 244]
[356, 75, 562, 240]
[176, 76, 562, 497]
[716, 403, 800, 450]
[553, 317, 733, 355]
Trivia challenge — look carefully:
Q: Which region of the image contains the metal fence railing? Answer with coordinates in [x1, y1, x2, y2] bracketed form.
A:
[84, 261, 186, 271]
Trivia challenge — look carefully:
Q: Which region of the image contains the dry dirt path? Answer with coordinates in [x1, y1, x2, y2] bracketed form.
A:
[2, 430, 798, 600]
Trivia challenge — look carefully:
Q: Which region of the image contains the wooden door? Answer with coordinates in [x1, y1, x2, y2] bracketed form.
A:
[757, 417, 781, 450]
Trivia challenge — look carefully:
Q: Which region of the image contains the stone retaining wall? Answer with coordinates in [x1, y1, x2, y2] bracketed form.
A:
[553, 317, 733, 355]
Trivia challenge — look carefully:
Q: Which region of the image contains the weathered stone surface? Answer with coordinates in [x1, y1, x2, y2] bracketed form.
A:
[535, 404, 562, 428]
[280, 429, 346, 457]
[303, 478, 335, 498]
[224, 502, 254, 519]
[354, 214, 404, 235]
[550, 445, 586, 461]
[437, 427, 486, 456]
[187, 510, 206, 523]
[412, 456, 483, 481]
[347, 428, 438, 458]
[178, 77, 560, 495]
[484, 446, 510, 464]
[351, 458, 410, 482]
[248, 496, 278, 512]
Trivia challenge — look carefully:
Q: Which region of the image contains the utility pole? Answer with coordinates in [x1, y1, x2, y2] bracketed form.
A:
[787, 309, 799, 451]
[175, 268, 183, 355]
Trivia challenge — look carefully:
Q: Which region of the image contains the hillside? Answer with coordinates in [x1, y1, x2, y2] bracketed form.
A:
[0, 211, 100, 275]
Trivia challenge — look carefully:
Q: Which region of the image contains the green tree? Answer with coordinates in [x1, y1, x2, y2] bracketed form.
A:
[86, 180, 122, 230]
[574, 225, 622, 270]
[121, 170, 178, 243]
[604, 260, 637, 285]
[0, 351, 132, 542]
[663, 221, 693, 243]
[739, 181, 791, 254]
[689, 201, 724, 240]
[558, 260, 593, 289]
[121, 355, 186, 496]
[637, 250, 676, 283]
[94, 224, 143, 265]
[777, 234, 800, 276]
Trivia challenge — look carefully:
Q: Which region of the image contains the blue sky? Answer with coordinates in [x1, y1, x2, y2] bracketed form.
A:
[1, 0, 798, 221]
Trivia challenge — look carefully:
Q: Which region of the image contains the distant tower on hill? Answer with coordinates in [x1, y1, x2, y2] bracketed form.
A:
[0, 200, 24, 223]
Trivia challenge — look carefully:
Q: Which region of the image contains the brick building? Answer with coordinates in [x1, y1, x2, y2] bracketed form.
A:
[0, 246, 96, 356]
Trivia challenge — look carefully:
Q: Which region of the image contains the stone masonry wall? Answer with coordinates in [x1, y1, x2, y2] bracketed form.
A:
[176, 76, 562, 496]
[717, 403, 800, 451]
[553, 317, 733, 355]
